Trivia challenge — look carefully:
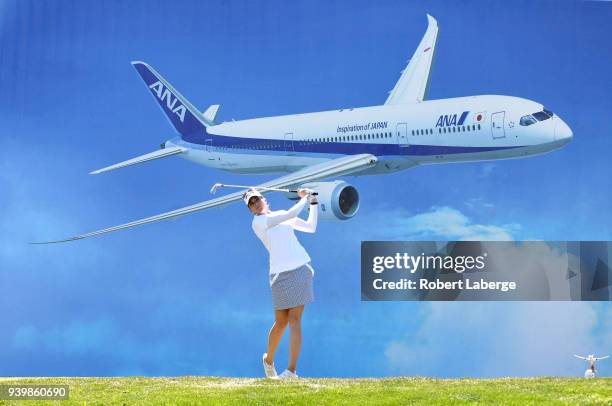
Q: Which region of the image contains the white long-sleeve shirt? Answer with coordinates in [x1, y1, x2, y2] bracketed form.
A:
[252, 196, 318, 275]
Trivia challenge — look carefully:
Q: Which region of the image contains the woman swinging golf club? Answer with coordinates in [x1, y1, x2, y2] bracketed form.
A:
[243, 187, 318, 379]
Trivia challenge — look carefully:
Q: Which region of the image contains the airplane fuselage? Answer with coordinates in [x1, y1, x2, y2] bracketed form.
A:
[168, 94, 573, 176]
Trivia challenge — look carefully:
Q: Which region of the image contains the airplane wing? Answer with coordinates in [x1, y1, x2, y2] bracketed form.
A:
[595, 356, 610, 360]
[90, 146, 186, 175]
[32, 154, 378, 244]
[574, 355, 587, 360]
[384, 14, 439, 105]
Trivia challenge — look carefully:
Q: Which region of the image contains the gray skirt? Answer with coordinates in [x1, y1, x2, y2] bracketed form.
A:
[269, 262, 314, 310]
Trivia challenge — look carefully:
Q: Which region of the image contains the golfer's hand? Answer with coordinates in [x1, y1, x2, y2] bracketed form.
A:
[297, 188, 311, 198]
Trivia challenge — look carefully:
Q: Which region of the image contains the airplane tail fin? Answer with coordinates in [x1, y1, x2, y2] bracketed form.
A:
[131, 61, 214, 136]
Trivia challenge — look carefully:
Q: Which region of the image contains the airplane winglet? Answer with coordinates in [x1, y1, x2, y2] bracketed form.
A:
[385, 14, 439, 105]
[203, 104, 220, 124]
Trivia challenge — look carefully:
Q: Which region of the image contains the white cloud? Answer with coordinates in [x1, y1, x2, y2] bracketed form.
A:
[384, 302, 609, 377]
[370, 206, 519, 241]
[479, 163, 497, 178]
[464, 197, 495, 210]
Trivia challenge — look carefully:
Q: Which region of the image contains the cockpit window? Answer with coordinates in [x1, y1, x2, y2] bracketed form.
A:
[532, 111, 551, 121]
[520, 115, 537, 126]
[520, 109, 553, 126]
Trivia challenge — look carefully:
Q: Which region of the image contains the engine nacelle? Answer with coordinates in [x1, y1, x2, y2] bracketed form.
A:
[286, 180, 359, 220]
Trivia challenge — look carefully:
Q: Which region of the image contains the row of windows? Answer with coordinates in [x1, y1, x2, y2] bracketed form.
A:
[439, 124, 481, 133]
[218, 143, 283, 151]
[412, 124, 481, 136]
[212, 124, 482, 151]
[215, 132, 395, 150]
[320, 132, 393, 143]
[412, 128, 434, 135]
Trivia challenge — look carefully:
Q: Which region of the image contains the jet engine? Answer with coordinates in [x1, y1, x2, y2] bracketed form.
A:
[286, 180, 360, 220]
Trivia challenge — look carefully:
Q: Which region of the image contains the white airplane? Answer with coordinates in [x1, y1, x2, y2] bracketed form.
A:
[36, 14, 572, 243]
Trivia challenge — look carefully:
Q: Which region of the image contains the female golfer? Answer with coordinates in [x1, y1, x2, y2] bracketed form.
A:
[244, 187, 318, 379]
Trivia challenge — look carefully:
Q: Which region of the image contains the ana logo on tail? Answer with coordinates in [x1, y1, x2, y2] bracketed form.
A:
[148, 81, 187, 123]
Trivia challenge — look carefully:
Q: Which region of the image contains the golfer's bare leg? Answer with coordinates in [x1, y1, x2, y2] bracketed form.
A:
[265, 309, 289, 365]
[287, 305, 305, 373]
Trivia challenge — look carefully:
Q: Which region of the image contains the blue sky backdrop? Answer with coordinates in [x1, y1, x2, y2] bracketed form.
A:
[1, 0, 610, 377]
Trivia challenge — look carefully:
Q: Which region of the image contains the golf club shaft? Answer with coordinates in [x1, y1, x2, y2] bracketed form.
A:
[219, 184, 297, 193]
[216, 183, 318, 195]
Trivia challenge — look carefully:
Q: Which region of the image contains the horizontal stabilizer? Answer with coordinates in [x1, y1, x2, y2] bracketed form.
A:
[89, 146, 185, 175]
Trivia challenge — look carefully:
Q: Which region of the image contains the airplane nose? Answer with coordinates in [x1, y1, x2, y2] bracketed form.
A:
[554, 117, 573, 143]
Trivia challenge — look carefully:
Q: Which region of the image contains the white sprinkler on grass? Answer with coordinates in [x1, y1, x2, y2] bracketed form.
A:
[574, 354, 609, 378]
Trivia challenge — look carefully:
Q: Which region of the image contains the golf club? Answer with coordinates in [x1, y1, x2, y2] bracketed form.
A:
[210, 183, 318, 196]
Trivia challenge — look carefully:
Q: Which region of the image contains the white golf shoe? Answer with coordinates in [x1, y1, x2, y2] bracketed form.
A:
[278, 369, 299, 379]
[262, 353, 278, 379]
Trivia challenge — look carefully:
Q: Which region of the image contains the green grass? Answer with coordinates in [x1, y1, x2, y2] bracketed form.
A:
[0, 377, 610, 405]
